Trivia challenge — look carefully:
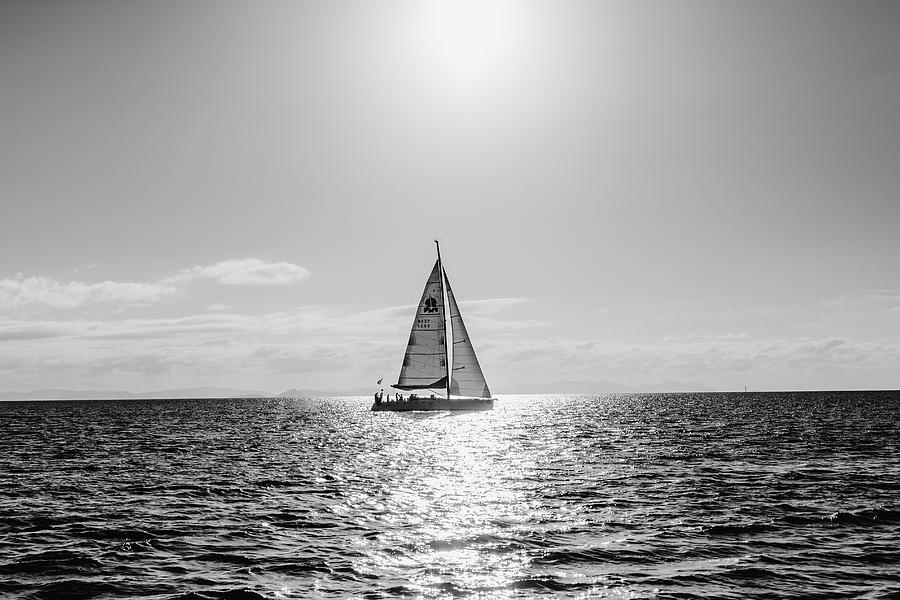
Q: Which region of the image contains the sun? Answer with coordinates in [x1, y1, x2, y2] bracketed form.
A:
[413, 0, 531, 93]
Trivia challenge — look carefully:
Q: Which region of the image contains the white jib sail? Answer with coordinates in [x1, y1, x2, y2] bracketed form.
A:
[395, 260, 448, 391]
[445, 271, 491, 398]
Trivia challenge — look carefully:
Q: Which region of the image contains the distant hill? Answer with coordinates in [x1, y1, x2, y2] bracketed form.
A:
[1, 386, 374, 401]
[0, 386, 274, 400]
[136, 386, 273, 399]
[277, 387, 373, 398]
[0, 388, 136, 400]
[497, 380, 714, 394]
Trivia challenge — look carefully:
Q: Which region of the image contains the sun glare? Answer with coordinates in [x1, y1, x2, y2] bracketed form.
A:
[414, 0, 529, 93]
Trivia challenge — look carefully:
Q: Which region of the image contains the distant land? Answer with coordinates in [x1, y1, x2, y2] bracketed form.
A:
[0, 386, 272, 401]
[277, 387, 375, 398]
[0, 381, 714, 400]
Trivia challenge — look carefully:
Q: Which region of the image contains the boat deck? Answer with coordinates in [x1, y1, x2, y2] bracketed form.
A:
[371, 397, 493, 411]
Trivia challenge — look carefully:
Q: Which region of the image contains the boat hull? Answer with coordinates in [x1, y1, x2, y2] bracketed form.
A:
[371, 397, 493, 411]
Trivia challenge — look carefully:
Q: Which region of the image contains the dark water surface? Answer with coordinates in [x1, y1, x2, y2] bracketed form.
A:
[1, 392, 899, 599]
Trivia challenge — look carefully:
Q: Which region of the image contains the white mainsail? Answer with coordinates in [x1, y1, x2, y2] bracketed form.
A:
[445, 272, 491, 398]
[394, 260, 448, 391]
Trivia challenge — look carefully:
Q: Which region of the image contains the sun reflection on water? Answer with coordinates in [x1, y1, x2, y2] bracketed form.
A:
[354, 409, 538, 597]
[333, 396, 663, 597]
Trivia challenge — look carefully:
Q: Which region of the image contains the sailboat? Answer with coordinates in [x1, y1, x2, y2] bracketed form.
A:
[372, 241, 494, 412]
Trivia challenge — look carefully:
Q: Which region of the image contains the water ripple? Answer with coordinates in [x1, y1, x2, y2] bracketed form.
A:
[1, 392, 899, 598]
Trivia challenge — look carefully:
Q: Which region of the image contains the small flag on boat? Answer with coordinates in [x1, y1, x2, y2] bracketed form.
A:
[377, 378, 382, 385]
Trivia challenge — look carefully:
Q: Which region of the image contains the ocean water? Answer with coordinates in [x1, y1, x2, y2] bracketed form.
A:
[1, 392, 899, 599]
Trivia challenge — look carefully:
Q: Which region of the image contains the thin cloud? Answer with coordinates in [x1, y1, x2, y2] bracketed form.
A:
[0, 305, 391, 345]
[490, 335, 900, 383]
[73, 263, 101, 274]
[1, 257, 310, 313]
[0, 275, 177, 311]
[168, 258, 311, 286]
[458, 297, 528, 314]
[822, 290, 900, 312]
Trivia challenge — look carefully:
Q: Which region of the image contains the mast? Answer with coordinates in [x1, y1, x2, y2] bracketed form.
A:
[435, 239, 450, 399]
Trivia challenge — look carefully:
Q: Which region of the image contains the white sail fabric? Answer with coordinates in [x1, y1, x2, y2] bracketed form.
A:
[445, 271, 491, 398]
[395, 261, 448, 391]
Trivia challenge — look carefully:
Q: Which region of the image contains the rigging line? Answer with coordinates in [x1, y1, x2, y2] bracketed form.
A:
[436, 240, 450, 400]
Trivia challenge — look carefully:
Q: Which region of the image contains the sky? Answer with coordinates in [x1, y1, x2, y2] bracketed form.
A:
[2, 0, 899, 393]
